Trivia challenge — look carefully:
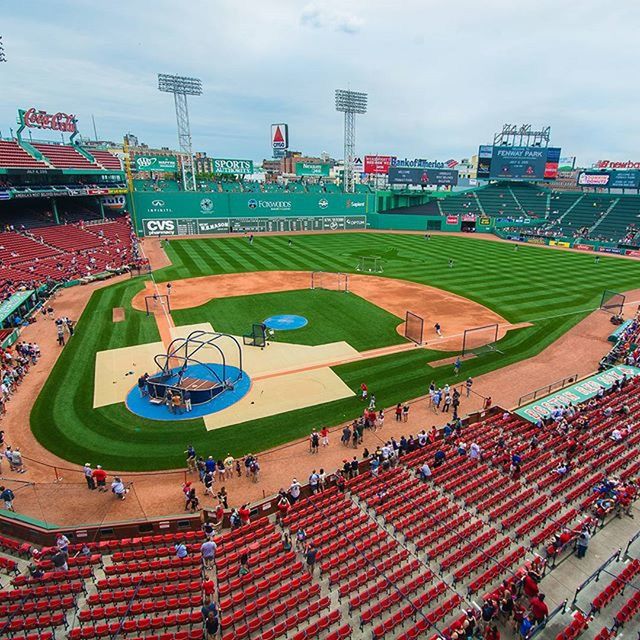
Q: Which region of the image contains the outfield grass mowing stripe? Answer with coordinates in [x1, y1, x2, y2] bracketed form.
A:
[31, 233, 640, 470]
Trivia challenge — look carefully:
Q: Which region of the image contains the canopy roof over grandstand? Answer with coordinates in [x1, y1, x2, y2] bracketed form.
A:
[0, 289, 35, 324]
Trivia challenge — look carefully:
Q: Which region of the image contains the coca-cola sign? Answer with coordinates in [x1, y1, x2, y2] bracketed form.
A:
[19, 108, 77, 133]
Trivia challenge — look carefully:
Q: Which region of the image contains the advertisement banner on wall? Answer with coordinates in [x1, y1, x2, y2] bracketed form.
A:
[212, 158, 254, 175]
[134, 155, 177, 172]
[364, 155, 394, 174]
[577, 170, 640, 188]
[141, 215, 366, 236]
[388, 167, 458, 186]
[295, 162, 330, 177]
[577, 172, 610, 187]
[446, 215, 459, 225]
[476, 145, 493, 179]
[479, 217, 491, 226]
[515, 365, 640, 421]
[558, 156, 576, 171]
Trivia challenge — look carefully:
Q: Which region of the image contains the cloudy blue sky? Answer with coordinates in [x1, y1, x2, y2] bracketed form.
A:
[1, 1, 639, 165]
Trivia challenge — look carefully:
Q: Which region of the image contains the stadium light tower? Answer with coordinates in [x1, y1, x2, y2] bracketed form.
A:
[158, 73, 202, 191]
[335, 89, 367, 194]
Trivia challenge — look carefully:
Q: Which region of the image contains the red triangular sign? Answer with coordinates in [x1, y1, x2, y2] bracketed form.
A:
[273, 126, 284, 143]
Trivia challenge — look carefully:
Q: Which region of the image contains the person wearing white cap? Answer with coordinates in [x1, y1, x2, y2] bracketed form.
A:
[83, 464, 96, 490]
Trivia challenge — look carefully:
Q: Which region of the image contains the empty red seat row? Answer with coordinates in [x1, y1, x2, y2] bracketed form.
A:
[78, 595, 201, 624]
[68, 612, 202, 639]
[87, 581, 201, 607]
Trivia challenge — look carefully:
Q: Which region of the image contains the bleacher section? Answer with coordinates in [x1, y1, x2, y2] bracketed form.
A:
[33, 144, 98, 170]
[0, 218, 139, 297]
[0, 140, 48, 169]
[593, 196, 640, 243]
[0, 373, 636, 640]
[87, 149, 122, 171]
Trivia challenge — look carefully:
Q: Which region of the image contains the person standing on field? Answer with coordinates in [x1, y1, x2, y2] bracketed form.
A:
[83, 464, 96, 490]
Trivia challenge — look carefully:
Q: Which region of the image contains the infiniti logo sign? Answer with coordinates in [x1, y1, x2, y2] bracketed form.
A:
[151, 199, 165, 207]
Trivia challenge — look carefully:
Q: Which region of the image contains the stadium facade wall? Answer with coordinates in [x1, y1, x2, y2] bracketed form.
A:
[132, 192, 374, 235]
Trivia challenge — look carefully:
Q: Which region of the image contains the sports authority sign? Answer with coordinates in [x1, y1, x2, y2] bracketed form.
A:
[18, 107, 77, 133]
[212, 158, 254, 175]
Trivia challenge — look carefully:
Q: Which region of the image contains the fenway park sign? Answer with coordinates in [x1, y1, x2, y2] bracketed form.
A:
[18, 107, 77, 133]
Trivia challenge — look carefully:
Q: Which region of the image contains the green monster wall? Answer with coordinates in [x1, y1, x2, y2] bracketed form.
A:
[132, 192, 374, 235]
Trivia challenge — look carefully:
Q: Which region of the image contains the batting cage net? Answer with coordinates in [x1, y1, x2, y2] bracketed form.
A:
[310, 271, 349, 292]
[356, 256, 383, 273]
[145, 294, 171, 317]
[461, 323, 500, 357]
[130, 263, 152, 278]
[243, 323, 267, 348]
[600, 289, 626, 315]
[404, 311, 424, 345]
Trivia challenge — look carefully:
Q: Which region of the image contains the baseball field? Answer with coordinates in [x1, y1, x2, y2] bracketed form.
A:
[30, 233, 640, 470]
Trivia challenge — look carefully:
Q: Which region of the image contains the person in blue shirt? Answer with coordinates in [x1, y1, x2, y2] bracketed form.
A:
[519, 613, 533, 638]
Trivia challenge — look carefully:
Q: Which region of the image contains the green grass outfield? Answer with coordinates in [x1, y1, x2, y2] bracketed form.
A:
[31, 233, 640, 470]
[171, 289, 406, 352]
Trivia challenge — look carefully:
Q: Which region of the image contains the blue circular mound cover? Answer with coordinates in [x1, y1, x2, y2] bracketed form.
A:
[126, 363, 250, 422]
[263, 314, 308, 330]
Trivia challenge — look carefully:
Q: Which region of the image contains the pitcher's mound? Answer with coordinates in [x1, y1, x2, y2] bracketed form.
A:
[113, 307, 125, 323]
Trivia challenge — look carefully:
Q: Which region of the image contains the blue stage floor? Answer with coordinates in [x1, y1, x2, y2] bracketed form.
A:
[125, 363, 251, 422]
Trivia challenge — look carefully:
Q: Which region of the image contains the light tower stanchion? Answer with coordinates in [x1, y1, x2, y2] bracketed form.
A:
[158, 73, 203, 192]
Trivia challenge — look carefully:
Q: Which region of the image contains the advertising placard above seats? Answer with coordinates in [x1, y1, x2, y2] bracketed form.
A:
[295, 162, 330, 177]
[133, 155, 177, 172]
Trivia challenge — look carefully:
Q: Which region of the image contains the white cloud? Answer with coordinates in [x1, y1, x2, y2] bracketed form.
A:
[1, 0, 640, 165]
[300, 3, 363, 34]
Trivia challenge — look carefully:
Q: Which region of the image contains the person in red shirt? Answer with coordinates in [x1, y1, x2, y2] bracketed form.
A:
[360, 382, 368, 401]
[530, 593, 549, 624]
[276, 492, 290, 524]
[484, 624, 500, 640]
[92, 465, 107, 492]
[238, 504, 251, 526]
[522, 572, 539, 598]
[558, 528, 573, 547]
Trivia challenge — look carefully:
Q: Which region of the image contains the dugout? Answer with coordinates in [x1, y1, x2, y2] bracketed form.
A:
[460, 218, 476, 233]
